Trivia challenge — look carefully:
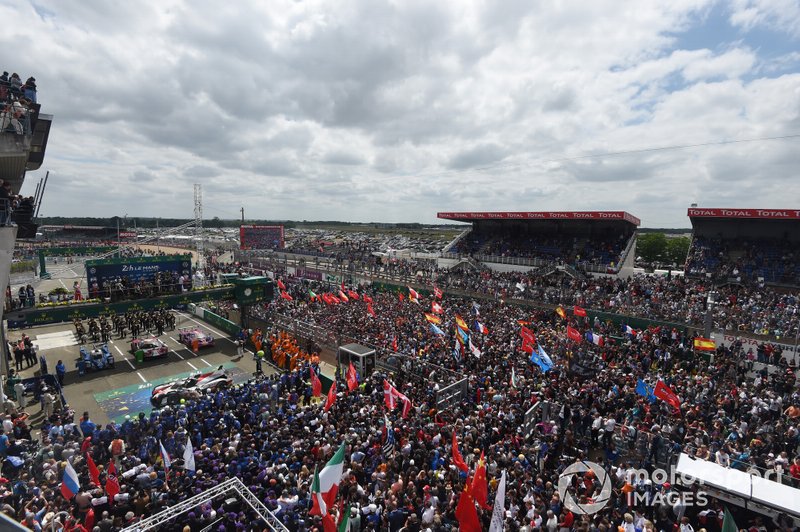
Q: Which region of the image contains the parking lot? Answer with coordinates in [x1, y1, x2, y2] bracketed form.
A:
[10, 310, 273, 429]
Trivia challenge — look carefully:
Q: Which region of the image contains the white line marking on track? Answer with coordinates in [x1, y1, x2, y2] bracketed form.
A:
[137, 372, 147, 383]
[200, 359, 212, 367]
[112, 345, 136, 369]
[171, 349, 184, 360]
[186, 361, 199, 371]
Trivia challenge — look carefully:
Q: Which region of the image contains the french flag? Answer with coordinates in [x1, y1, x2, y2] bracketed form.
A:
[624, 325, 638, 337]
[60, 459, 81, 500]
[585, 332, 605, 346]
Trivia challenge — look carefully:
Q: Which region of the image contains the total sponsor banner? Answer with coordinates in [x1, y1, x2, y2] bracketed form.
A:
[687, 208, 800, 220]
[437, 211, 640, 225]
[710, 331, 798, 366]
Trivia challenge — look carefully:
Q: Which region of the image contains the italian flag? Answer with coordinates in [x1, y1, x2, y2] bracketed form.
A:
[309, 290, 318, 301]
[317, 443, 346, 509]
[310, 466, 337, 532]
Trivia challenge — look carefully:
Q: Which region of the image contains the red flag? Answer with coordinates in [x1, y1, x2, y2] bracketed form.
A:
[408, 286, 420, 300]
[383, 380, 397, 410]
[392, 337, 398, 352]
[472, 451, 489, 510]
[346, 362, 358, 392]
[520, 339, 534, 354]
[362, 294, 373, 304]
[573, 305, 587, 317]
[86, 454, 100, 486]
[280, 291, 293, 301]
[451, 430, 469, 473]
[324, 380, 337, 411]
[310, 366, 322, 397]
[567, 326, 582, 343]
[367, 303, 376, 317]
[431, 301, 443, 314]
[433, 286, 443, 299]
[654, 380, 682, 410]
[330, 295, 341, 304]
[398, 292, 405, 302]
[348, 290, 359, 300]
[455, 481, 481, 532]
[277, 279, 286, 290]
[338, 290, 349, 303]
[105, 461, 120, 503]
[520, 326, 536, 343]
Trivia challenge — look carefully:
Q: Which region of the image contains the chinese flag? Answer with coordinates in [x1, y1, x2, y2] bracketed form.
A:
[455, 482, 482, 532]
[567, 326, 582, 343]
[472, 451, 489, 510]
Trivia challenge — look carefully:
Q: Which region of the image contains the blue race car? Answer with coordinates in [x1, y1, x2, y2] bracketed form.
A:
[76, 344, 115, 375]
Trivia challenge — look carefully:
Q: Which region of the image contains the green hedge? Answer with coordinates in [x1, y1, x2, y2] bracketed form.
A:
[10, 260, 36, 274]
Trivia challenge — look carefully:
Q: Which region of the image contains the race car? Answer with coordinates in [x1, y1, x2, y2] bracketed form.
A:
[177, 327, 214, 349]
[150, 366, 232, 407]
[130, 336, 169, 359]
[76, 344, 115, 375]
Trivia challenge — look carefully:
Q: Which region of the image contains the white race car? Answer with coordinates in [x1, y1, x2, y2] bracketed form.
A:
[131, 336, 168, 359]
[150, 366, 232, 407]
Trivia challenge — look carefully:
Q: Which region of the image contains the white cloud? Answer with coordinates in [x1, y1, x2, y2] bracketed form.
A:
[3, 0, 798, 227]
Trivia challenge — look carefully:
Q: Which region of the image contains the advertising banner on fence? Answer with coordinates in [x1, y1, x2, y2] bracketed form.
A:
[711, 331, 799, 366]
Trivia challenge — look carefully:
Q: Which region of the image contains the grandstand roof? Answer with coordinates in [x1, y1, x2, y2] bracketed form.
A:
[688, 208, 800, 220]
[437, 211, 640, 226]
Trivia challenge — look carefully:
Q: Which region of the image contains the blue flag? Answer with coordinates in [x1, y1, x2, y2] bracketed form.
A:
[530, 344, 554, 372]
[635, 379, 657, 403]
[430, 324, 445, 336]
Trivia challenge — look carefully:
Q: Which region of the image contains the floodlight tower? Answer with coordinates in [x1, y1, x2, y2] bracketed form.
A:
[194, 184, 204, 270]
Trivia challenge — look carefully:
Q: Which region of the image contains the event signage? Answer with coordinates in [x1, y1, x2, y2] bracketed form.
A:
[437, 211, 641, 225]
[687, 208, 800, 219]
[85, 254, 192, 288]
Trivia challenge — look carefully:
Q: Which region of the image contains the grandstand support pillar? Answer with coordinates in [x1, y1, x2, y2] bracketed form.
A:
[0, 226, 18, 396]
[703, 290, 718, 338]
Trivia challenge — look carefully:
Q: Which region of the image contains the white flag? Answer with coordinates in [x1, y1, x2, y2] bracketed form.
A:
[489, 470, 506, 532]
[183, 436, 195, 472]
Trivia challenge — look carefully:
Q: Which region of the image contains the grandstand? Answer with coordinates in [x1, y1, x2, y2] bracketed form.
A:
[438, 210, 640, 275]
[685, 208, 800, 287]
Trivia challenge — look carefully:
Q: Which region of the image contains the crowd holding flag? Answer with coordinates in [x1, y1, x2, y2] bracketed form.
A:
[573, 305, 587, 317]
[424, 313, 442, 325]
[431, 301, 444, 314]
[455, 482, 482, 532]
[276, 279, 286, 290]
[324, 379, 337, 411]
[510, 366, 517, 388]
[159, 440, 172, 474]
[468, 337, 482, 358]
[474, 320, 489, 334]
[105, 461, 120, 502]
[382, 415, 395, 456]
[489, 470, 507, 532]
[280, 291, 293, 301]
[184, 436, 195, 472]
[455, 315, 469, 331]
[585, 331, 605, 346]
[430, 323, 446, 336]
[433, 285, 443, 299]
[635, 379, 657, 403]
[346, 362, 359, 392]
[624, 324, 639, 337]
[60, 459, 81, 500]
[408, 286, 420, 301]
[472, 452, 489, 510]
[310, 366, 322, 397]
[654, 380, 682, 411]
[555, 306, 566, 319]
[530, 344, 554, 373]
[87, 453, 101, 486]
[566, 326, 582, 343]
[693, 337, 716, 351]
[451, 430, 469, 473]
[366, 303, 376, 317]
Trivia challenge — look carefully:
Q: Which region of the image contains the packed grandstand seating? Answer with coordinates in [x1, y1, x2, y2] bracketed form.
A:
[284, 228, 451, 257]
[685, 236, 800, 286]
[450, 229, 630, 268]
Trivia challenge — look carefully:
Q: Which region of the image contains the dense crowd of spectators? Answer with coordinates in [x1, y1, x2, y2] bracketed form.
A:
[284, 229, 449, 258]
[7, 282, 798, 531]
[449, 230, 631, 269]
[686, 237, 800, 286]
[0, 71, 37, 136]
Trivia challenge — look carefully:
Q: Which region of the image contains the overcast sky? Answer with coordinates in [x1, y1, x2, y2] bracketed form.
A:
[7, 0, 800, 227]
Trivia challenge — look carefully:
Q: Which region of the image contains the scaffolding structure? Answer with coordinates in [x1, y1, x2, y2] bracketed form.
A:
[120, 477, 288, 532]
[194, 183, 204, 269]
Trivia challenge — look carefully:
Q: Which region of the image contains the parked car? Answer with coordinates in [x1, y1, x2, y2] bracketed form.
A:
[177, 327, 214, 349]
[130, 336, 169, 359]
[150, 366, 232, 407]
